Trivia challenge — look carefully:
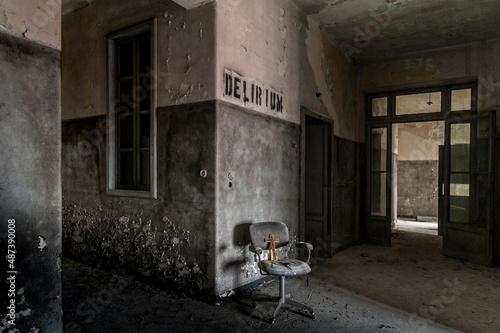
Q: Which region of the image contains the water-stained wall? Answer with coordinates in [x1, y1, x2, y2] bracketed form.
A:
[0, 0, 62, 330]
[62, 102, 216, 293]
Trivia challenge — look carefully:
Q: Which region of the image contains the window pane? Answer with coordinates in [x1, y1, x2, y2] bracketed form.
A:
[118, 41, 134, 78]
[450, 123, 470, 172]
[473, 174, 488, 227]
[139, 75, 151, 111]
[140, 113, 150, 148]
[371, 128, 387, 171]
[139, 36, 151, 74]
[140, 151, 150, 186]
[449, 174, 469, 224]
[396, 92, 441, 115]
[372, 97, 387, 117]
[371, 173, 386, 216]
[119, 79, 134, 112]
[119, 152, 134, 186]
[451, 88, 471, 111]
[476, 117, 489, 172]
[119, 114, 134, 149]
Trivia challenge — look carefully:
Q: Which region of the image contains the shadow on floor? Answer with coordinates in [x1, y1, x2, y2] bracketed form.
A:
[61, 232, 481, 332]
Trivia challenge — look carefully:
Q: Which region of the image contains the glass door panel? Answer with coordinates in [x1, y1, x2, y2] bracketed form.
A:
[443, 111, 495, 265]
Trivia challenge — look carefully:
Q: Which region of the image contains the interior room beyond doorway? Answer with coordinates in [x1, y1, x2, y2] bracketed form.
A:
[392, 121, 445, 236]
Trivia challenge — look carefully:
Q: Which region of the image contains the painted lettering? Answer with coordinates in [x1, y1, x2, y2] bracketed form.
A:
[243, 81, 249, 102]
[223, 69, 284, 113]
[234, 77, 241, 99]
[225, 73, 232, 96]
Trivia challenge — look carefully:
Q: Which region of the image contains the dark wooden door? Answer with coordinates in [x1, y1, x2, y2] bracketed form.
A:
[305, 122, 330, 257]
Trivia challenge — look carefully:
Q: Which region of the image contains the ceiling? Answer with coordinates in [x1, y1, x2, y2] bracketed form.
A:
[293, 0, 500, 60]
[62, 0, 500, 61]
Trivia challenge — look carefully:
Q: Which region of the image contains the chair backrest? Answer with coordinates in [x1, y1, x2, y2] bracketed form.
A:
[249, 222, 289, 249]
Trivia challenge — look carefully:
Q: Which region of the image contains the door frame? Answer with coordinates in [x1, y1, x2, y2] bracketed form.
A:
[365, 81, 486, 250]
[300, 107, 333, 257]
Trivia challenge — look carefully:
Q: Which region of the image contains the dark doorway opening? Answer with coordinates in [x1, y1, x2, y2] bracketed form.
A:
[304, 114, 332, 258]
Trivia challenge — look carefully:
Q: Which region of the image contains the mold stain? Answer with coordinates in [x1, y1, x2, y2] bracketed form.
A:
[62, 200, 205, 293]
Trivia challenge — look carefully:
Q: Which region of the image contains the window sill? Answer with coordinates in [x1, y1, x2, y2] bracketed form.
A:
[106, 188, 157, 199]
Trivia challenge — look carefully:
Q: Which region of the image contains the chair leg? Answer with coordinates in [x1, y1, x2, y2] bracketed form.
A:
[285, 298, 316, 318]
[270, 276, 287, 323]
[253, 275, 315, 324]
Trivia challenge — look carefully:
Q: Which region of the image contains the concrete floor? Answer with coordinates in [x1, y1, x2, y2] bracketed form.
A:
[395, 219, 438, 235]
[61, 230, 500, 332]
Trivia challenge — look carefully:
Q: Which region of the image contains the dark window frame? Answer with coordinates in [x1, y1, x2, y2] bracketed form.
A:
[367, 81, 477, 123]
[107, 19, 157, 199]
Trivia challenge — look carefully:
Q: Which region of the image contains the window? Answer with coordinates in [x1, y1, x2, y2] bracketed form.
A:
[107, 20, 157, 198]
[368, 82, 476, 120]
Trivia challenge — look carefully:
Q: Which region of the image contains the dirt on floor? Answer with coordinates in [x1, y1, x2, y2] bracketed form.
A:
[59, 230, 500, 333]
[316, 231, 500, 333]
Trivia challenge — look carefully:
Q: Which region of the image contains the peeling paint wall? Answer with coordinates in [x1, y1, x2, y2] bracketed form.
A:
[0, 0, 61, 49]
[0, 20, 62, 333]
[215, 0, 305, 124]
[304, 18, 362, 142]
[62, 0, 216, 120]
[61, 0, 369, 296]
[214, 0, 363, 143]
[62, 103, 216, 293]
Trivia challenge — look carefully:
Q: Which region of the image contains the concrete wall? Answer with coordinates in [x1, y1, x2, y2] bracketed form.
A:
[397, 161, 439, 218]
[214, 101, 301, 294]
[62, 102, 216, 295]
[212, 0, 365, 292]
[359, 40, 500, 261]
[0, 0, 62, 330]
[396, 122, 443, 218]
[214, 0, 363, 143]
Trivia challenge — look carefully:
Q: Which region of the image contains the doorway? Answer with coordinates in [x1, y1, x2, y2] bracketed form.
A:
[304, 114, 332, 258]
[392, 121, 444, 236]
[366, 83, 496, 266]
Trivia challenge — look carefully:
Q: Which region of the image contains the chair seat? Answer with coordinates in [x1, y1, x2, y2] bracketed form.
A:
[260, 259, 311, 276]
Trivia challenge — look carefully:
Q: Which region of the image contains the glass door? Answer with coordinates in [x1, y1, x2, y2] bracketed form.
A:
[366, 125, 392, 246]
[443, 111, 496, 265]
